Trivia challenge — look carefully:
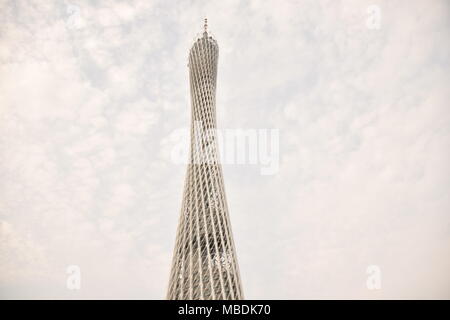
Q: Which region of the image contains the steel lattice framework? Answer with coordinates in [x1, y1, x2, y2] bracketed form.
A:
[167, 21, 243, 300]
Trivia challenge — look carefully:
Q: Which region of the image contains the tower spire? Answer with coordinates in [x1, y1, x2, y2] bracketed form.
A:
[203, 18, 208, 38]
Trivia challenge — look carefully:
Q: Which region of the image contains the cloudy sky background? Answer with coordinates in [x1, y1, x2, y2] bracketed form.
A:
[1, 0, 449, 299]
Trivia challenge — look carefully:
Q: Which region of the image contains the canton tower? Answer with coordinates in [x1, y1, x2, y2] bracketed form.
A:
[167, 19, 244, 300]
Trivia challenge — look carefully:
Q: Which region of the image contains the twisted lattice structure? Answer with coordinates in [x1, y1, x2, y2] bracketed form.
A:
[167, 22, 244, 300]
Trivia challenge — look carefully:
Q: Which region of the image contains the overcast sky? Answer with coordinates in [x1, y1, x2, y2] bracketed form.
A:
[1, 0, 449, 299]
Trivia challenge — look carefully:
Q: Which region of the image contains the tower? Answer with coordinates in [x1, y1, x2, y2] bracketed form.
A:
[167, 19, 244, 300]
